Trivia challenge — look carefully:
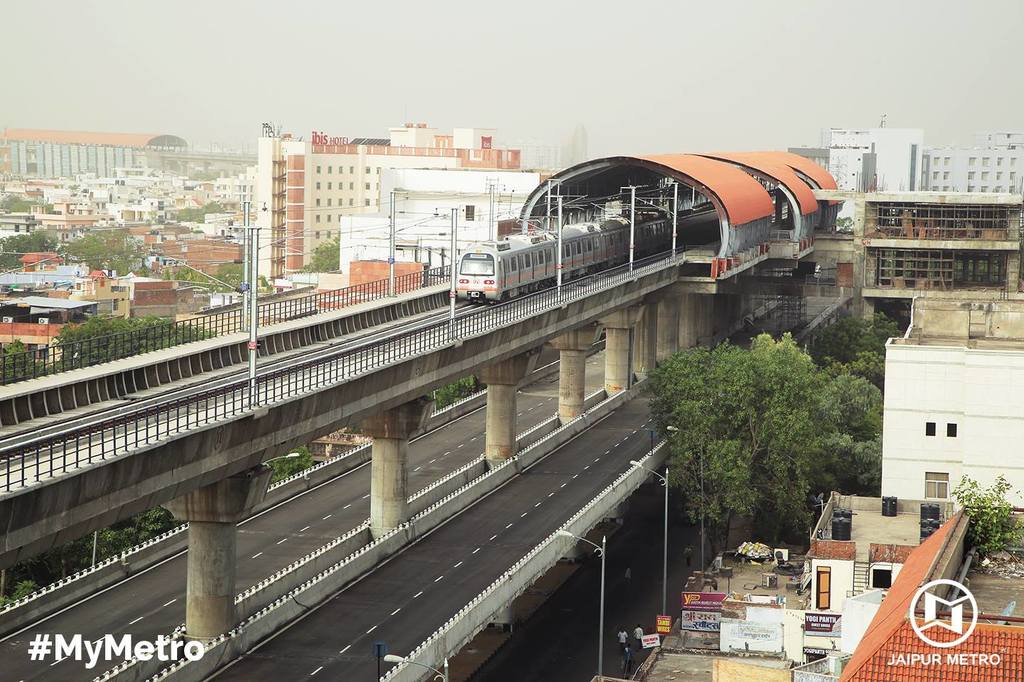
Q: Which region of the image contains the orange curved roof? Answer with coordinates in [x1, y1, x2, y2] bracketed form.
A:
[1, 128, 185, 149]
[751, 151, 838, 191]
[638, 154, 774, 226]
[697, 152, 818, 215]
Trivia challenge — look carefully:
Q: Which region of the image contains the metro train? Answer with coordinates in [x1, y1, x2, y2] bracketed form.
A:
[456, 217, 672, 302]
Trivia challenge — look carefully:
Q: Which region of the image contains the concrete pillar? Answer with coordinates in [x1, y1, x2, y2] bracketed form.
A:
[633, 305, 657, 377]
[164, 466, 273, 641]
[656, 296, 680, 362]
[362, 398, 433, 538]
[548, 326, 597, 423]
[480, 351, 540, 466]
[600, 306, 642, 394]
[677, 294, 698, 349]
[860, 297, 876, 321]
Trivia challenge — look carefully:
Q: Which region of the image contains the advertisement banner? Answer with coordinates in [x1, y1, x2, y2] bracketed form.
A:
[641, 634, 660, 649]
[656, 615, 672, 635]
[681, 591, 726, 612]
[804, 611, 842, 637]
[680, 610, 721, 632]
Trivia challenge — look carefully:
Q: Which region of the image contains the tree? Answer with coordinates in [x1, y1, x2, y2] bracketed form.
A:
[268, 447, 315, 483]
[0, 195, 38, 213]
[61, 230, 146, 274]
[649, 334, 885, 553]
[810, 313, 899, 388]
[0, 232, 59, 269]
[175, 201, 228, 223]
[302, 239, 340, 273]
[53, 316, 212, 369]
[433, 376, 480, 409]
[954, 476, 1022, 556]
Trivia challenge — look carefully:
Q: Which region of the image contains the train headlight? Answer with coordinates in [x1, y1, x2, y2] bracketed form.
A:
[484, 279, 495, 285]
[458, 278, 469, 284]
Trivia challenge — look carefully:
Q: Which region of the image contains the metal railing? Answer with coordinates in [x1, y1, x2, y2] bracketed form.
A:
[0, 251, 682, 492]
[0, 266, 449, 386]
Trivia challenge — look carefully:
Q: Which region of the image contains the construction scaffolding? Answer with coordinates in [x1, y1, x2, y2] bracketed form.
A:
[875, 249, 1007, 289]
[866, 202, 1016, 241]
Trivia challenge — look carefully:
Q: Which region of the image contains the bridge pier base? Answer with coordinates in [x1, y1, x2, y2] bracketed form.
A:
[678, 294, 699, 349]
[362, 398, 434, 538]
[633, 305, 657, 378]
[601, 306, 642, 394]
[548, 326, 597, 423]
[481, 351, 539, 467]
[164, 466, 273, 641]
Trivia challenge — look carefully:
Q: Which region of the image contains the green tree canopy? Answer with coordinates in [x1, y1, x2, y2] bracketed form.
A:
[302, 239, 340, 273]
[61, 230, 146, 274]
[0, 232, 59, 269]
[53, 315, 211, 369]
[0, 195, 39, 213]
[175, 201, 228, 223]
[648, 334, 883, 553]
[810, 313, 899, 388]
[954, 476, 1022, 556]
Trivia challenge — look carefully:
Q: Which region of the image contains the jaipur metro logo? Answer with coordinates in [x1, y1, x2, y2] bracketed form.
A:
[909, 579, 979, 648]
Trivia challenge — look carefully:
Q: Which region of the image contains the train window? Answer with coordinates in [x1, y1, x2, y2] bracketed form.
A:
[586, 240, 593, 252]
[509, 257, 517, 271]
[519, 255, 527, 269]
[460, 254, 495, 276]
[574, 242, 582, 255]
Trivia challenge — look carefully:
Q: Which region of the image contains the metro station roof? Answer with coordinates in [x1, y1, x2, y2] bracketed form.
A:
[696, 152, 819, 215]
[1, 128, 187, 149]
[637, 154, 775, 226]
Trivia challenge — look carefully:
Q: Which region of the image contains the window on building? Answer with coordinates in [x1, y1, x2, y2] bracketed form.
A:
[328, 166, 332, 174]
[943, 172, 949, 180]
[349, 199, 354, 206]
[925, 422, 936, 436]
[871, 568, 893, 589]
[316, 215, 321, 223]
[349, 182, 354, 190]
[983, 157, 991, 166]
[969, 157, 977, 166]
[815, 567, 831, 610]
[349, 166, 354, 173]
[465, 205, 476, 221]
[982, 172, 989, 180]
[947, 423, 957, 437]
[1012, 158, 1019, 167]
[315, 231, 321, 239]
[998, 157, 1004, 166]
[327, 231, 333, 239]
[995, 186, 1004, 192]
[968, 172, 976, 180]
[932, 171, 939, 180]
[982, 186, 989, 192]
[316, 198, 321, 207]
[326, 214, 331, 222]
[945, 156, 950, 164]
[376, 167, 380, 174]
[316, 182, 321, 190]
[925, 472, 950, 499]
[968, 185, 976, 192]
[365, 167, 370, 174]
[316, 166, 321, 174]
[327, 198, 332, 206]
[997, 172, 1003, 180]
[365, 199, 370, 206]
[365, 182, 370, 190]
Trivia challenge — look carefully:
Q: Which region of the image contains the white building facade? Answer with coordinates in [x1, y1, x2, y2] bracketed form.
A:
[824, 128, 924, 193]
[881, 300, 1024, 506]
[921, 131, 1024, 193]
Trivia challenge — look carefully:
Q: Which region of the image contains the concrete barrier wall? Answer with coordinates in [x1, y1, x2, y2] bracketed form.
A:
[94, 384, 629, 682]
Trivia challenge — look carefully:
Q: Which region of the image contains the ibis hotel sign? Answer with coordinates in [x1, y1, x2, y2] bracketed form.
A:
[311, 131, 350, 146]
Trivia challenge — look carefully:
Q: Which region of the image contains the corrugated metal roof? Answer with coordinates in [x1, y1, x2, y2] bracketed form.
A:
[2, 128, 184, 149]
[757, 151, 838, 191]
[697, 152, 820, 215]
[639, 154, 775, 226]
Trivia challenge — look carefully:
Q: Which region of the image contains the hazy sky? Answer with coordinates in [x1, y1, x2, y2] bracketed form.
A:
[6, 0, 1022, 155]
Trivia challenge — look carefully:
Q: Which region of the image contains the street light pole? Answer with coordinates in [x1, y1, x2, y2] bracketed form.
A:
[629, 186, 636, 271]
[242, 193, 258, 407]
[557, 530, 606, 677]
[382, 654, 448, 681]
[631, 456, 669, 617]
[671, 181, 679, 254]
[449, 208, 458, 324]
[388, 190, 396, 297]
[556, 194, 563, 293]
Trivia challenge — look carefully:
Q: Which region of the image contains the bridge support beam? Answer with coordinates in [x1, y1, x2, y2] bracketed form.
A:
[656, 295, 680, 363]
[677, 294, 698, 349]
[164, 466, 273, 641]
[632, 305, 657, 378]
[480, 350, 540, 467]
[362, 398, 434, 538]
[601, 306, 642, 394]
[548, 325, 598, 423]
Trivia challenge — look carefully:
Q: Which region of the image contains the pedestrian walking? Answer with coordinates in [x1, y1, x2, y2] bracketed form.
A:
[633, 623, 644, 648]
[624, 566, 632, 583]
[617, 627, 628, 652]
[622, 643, 634, 676]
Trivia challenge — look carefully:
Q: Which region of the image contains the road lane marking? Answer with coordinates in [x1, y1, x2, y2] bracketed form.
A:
[366, 625, 378, 634]
[323, 514, 332, 520]
[340, 645, 351, 654]
[560, 483, 567, 488]
[277, 538, 288, 545]
[548, 492, 555, 497]
[391, 608, 402, 616]
[128, 616, 143, 625]
[572, 474, 579, 479]
[413, 466, 422, 472]
[310, 666, 324, 676]
[362, 494, 370, 499]
[458, 444, 464, 448]
[520, 512, 528, 518]
[413, 591, 424, 599]
[472, 548, 480, 554]
[454, 561, 463, 568]
[490, 534, 498, 541]
[435, 575, 444, 582]
[506, 523, 514, 529]
[342, 504, 351, 509]
[251, 552, 263, 559]
[534, 501, 542, 507]
[163, 599, 177, 607]
[299, 525, 310, 532]
[429, 459, 436, 464]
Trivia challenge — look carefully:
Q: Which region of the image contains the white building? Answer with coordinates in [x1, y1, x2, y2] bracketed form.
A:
[255, 123, 523, 277]
[922, 130, 1024, 193]
[823, 128, 924, 193]
[335, 167, 541, 272]
[882, 299, 1024, 506]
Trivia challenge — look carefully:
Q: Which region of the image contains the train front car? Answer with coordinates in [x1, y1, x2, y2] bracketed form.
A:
[456, 245, 501, 302]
